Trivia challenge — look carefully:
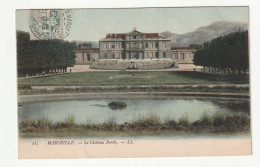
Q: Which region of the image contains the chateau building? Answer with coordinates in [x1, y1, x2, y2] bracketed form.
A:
[99, 28, 171, 60]
[74, 28, 195, 65]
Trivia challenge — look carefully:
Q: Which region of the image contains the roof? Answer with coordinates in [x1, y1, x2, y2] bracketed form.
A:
[144, 33, 161, 38]
[80, 43, 91, 46]
[106, 34, 125, 38]
[74, 48, 99, 52]
[171, 47, 196, 50]
[105, 30, 164, 39]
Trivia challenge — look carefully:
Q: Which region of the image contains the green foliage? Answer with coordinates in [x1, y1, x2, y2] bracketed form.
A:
[129, 114, 161, 131]
[65, 114, 76, 125]
[178, 114, 189, 127]
[108, 101, 127, 110]
[164, 119, 177, 130]
[19, 112, 250, 137]
[213, 112, 226, 127]
[200, 113, 213, 126]
[194, 31, 249, 74]
[36, 116, 52, 130]
[17, 31, 76, 77]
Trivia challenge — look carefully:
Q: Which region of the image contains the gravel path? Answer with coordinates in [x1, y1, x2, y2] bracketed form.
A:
[67, 64, 203, 72]
[30, 83, 249, 90]
[18, 92, 250, 103]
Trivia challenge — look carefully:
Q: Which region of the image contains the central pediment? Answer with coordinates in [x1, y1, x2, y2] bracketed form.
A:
[126, 29, 144, 36]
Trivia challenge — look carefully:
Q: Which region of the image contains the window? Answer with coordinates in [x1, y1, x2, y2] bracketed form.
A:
[122, 53, 126, 59]
[163, 52, 166, 58]
[146, 43, 148, 48]
[82, 53, 84, 61]
[151, 43, 153, 48]
[104, 53, 107, 59]
[87, 54, 90, 61]
[150, 52, 153, 58]
[133, 36, 136, 39]
[146, 52, 149, 58]
[163, 42, 166, 48]
[104, 43, 107, 49]
[181, 53, 185, 60]
[116, 43, 120, 49]
[136, 53, 139, 59]
[133, 43, 137, 48]
[111, 43, 115, 49]
[155, 52, 159, 59]
[112, 53, 115, 59]
[155, 43, 158, 48]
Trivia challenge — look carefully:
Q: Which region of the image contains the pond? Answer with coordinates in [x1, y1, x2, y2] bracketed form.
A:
[18, 98, 250, 124]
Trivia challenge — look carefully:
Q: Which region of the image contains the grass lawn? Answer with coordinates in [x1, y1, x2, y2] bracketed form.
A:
[18, 71, 249, 86]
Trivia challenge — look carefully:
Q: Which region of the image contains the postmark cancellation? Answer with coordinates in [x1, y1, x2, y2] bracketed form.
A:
[29, 9, 72, 40]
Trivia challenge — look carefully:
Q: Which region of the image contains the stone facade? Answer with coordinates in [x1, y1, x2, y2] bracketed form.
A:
[171, 47, 196, 64]
[74, 48, 99, 65]
[74, 29, 195, 65]
[99, 29, 171, 60]
[79, 43, 92, 49]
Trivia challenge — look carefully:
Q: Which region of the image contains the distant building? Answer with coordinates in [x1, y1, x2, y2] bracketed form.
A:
[74, 28, 195, 65]
[171, 47, 196, 64]
[78, 43, 92, 49]
[74, 48, 99, 65]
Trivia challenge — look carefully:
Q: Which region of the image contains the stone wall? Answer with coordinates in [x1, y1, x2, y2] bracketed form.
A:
[171, 50, 195, 64]
[75, 52, 99, 65]
[90, 59, 176, 70]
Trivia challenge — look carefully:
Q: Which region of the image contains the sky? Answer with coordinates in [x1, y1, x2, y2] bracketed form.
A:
[16, 7, 249, 41]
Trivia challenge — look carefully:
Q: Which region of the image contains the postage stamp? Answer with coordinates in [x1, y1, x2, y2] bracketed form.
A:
[29, 9, 72, 40]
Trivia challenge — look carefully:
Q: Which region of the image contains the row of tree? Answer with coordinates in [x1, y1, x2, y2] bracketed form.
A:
[193, 30, 249, 75]
[17, 31, 76, 77]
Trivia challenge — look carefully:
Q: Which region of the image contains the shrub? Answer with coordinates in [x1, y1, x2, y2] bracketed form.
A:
[178, 114, 189, 127]
[102, 122, 119, 131]
[131, 114, 161, 131]
[36, 116, 51, 130]
[19, 119, 36, 129]
[25, 126, 36, 132]
[164, 119, 177, 130]
[18, 111, 250, 135]
[224, 114, 250, 131]
[65, 114, 75, 125]
[108, 101, 127, 110]
[213, 112, 226, 127]
[199, 113, 213, 126]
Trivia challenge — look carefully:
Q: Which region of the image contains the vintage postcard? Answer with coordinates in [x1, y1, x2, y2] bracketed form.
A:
[16, 7, 250, 159]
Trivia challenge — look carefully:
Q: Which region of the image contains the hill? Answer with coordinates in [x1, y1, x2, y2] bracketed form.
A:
[161, 21, 248, 47]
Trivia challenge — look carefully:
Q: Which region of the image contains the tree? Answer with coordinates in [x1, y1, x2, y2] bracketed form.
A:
[193, 31, 249, 75]
[17, 31, 76, 76]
